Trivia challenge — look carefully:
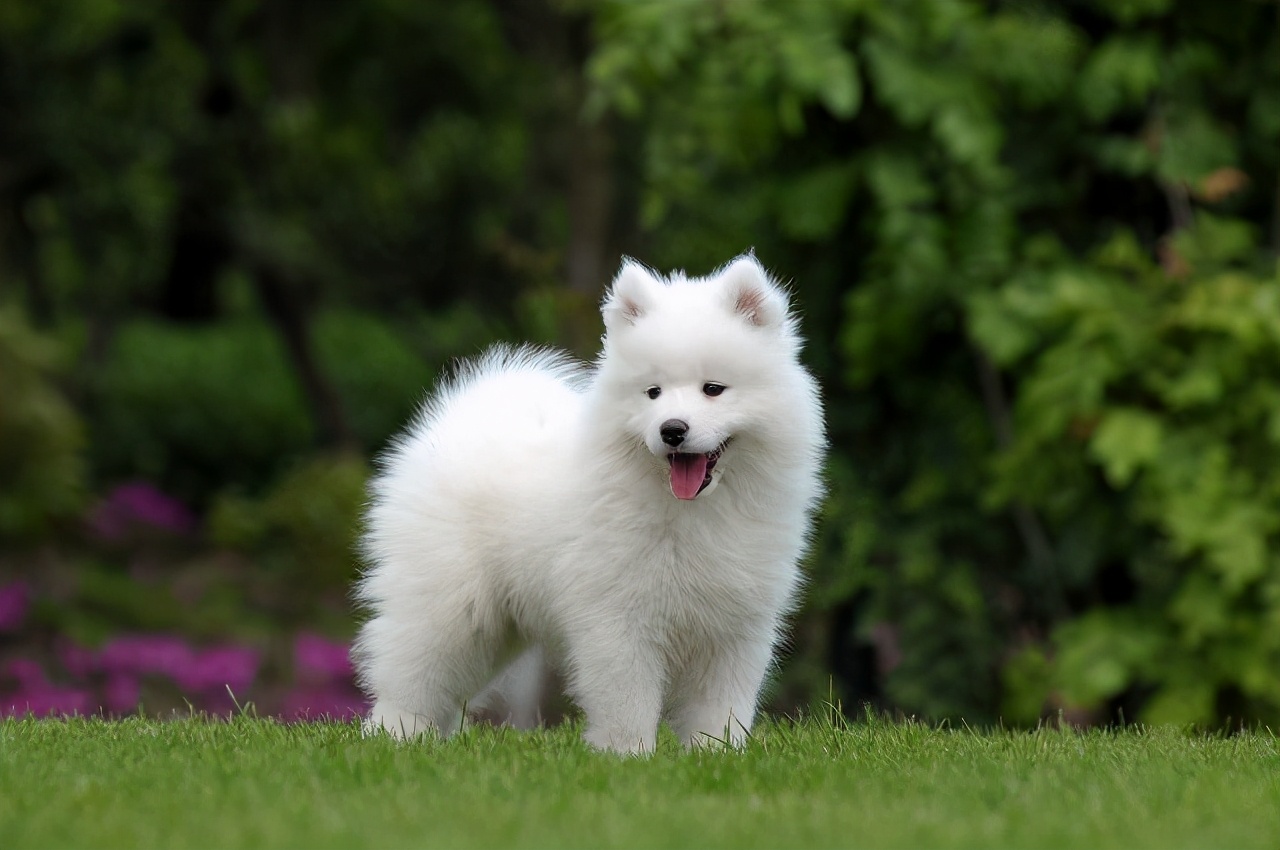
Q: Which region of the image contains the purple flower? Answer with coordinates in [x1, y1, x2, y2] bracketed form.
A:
[198, 687, 242, 718]
[4, 658, 47, 688]
[102, 674, 140, 714]
[175, 645, 260, 694]
[88, 482, 195, 541]
[57, 640, 99, 679]
[0, 582, 31, 633]
[99, 634, 194, 678]
[3, 686, 90, 718]
[294, 633, 354, 682]
[280, 685, 367, 722]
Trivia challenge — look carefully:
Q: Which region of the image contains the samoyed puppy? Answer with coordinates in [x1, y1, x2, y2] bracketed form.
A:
[353, 254, 825, 754]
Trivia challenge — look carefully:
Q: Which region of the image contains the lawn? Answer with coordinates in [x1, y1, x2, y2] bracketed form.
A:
[3, 713, 1278, 849]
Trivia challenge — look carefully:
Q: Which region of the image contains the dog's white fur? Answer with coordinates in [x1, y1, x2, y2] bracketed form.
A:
[353, 254, 825, 753]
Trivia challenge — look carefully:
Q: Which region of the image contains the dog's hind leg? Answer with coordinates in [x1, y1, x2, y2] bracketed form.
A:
[468, 645, 550, 729]
[355, 609, 502, 740]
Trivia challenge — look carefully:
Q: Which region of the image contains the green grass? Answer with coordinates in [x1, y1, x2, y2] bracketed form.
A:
[3, 714, 1278, 849]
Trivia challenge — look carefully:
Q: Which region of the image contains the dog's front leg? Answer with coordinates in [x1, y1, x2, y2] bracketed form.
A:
[567, 633, 664, 755]
[668, 635, 773, 749]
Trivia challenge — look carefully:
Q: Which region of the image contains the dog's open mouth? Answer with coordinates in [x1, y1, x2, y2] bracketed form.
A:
[668, 441, 729, 500]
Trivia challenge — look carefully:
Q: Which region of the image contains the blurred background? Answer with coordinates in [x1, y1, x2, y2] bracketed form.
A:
[2, 0, 1278, 729]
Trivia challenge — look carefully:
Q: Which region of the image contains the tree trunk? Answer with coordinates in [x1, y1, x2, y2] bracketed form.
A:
[254, 268, 357, 452]
[565, 115, 614, 297]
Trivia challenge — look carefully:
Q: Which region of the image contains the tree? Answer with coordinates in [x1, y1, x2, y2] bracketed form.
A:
[587, 0, 1280, 725]
[0, 0, 567, 449]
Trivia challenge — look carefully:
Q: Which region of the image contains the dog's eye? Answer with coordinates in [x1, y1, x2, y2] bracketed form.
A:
[703, 383, 727, 397]
[645, 386, 662, 400]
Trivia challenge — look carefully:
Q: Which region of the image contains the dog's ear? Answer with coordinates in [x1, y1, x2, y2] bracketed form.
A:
[601, 259, 658, 329]
[719, 254, 788, 329]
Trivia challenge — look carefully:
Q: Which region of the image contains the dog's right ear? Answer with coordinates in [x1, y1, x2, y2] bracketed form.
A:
[601, 259, 658, 329]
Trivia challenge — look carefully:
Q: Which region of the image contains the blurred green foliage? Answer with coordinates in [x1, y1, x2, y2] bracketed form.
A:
[314, 306, 505, 448]
[591, 0, 1280, 724]
[0, 310, 86, 538]
[979, 230, 1280, 725]
[85, 310, 500, 504]
[0, 0, 562, 318]
[88, 319, 314, 503]
[2, 0, 1279, 726]
[209, 453, 370, 595]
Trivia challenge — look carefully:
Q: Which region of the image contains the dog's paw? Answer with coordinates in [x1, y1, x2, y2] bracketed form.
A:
[582, 726, 655, 756]
[363, 703, 438, 740]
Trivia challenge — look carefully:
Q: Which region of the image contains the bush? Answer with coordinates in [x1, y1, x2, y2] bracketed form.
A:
[87, 320, 314, 505]
[588, 0, 1280, 724]
[0, 309, 87, 540]
[208, 453, 370, 601]
[86, 309, 495, 505]
[315, 304, 502, 454]
[977, 228, 1280, 725]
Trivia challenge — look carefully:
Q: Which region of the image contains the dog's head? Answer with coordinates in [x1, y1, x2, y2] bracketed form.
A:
[596, 254, 806, 500]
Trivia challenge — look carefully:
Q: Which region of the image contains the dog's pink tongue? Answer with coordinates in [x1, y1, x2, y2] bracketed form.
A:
[669, 453, 709, 500]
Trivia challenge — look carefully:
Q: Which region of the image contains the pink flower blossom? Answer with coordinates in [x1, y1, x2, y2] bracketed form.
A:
[174, 645, 260, 693]
[99, 634, 194, 678]
[204, 688, 245, 718]
[102, 674, 140, 714]
[3, 658, 47, 687]
[0, 582, 31, 633]
[88, 482, 195, 541]
[57, 640, 99, 679]
[3, 686, 90, 718]
[294, 632, 353, 682]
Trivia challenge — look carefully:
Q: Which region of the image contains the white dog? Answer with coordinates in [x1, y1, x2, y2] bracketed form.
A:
[353, 254, 825, 753]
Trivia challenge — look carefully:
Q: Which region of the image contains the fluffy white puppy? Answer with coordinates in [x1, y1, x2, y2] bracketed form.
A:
[354, 254, 825, 753]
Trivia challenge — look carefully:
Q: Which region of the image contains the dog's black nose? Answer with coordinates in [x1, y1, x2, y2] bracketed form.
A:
[660, 419, 688, 447]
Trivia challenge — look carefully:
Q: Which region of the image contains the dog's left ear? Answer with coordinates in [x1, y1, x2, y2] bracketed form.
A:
[719, 255, 788, 329]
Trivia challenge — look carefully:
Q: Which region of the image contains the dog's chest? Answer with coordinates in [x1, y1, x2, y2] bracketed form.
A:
[640, 523, 791, 624]
[569, 489, 801, 629]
